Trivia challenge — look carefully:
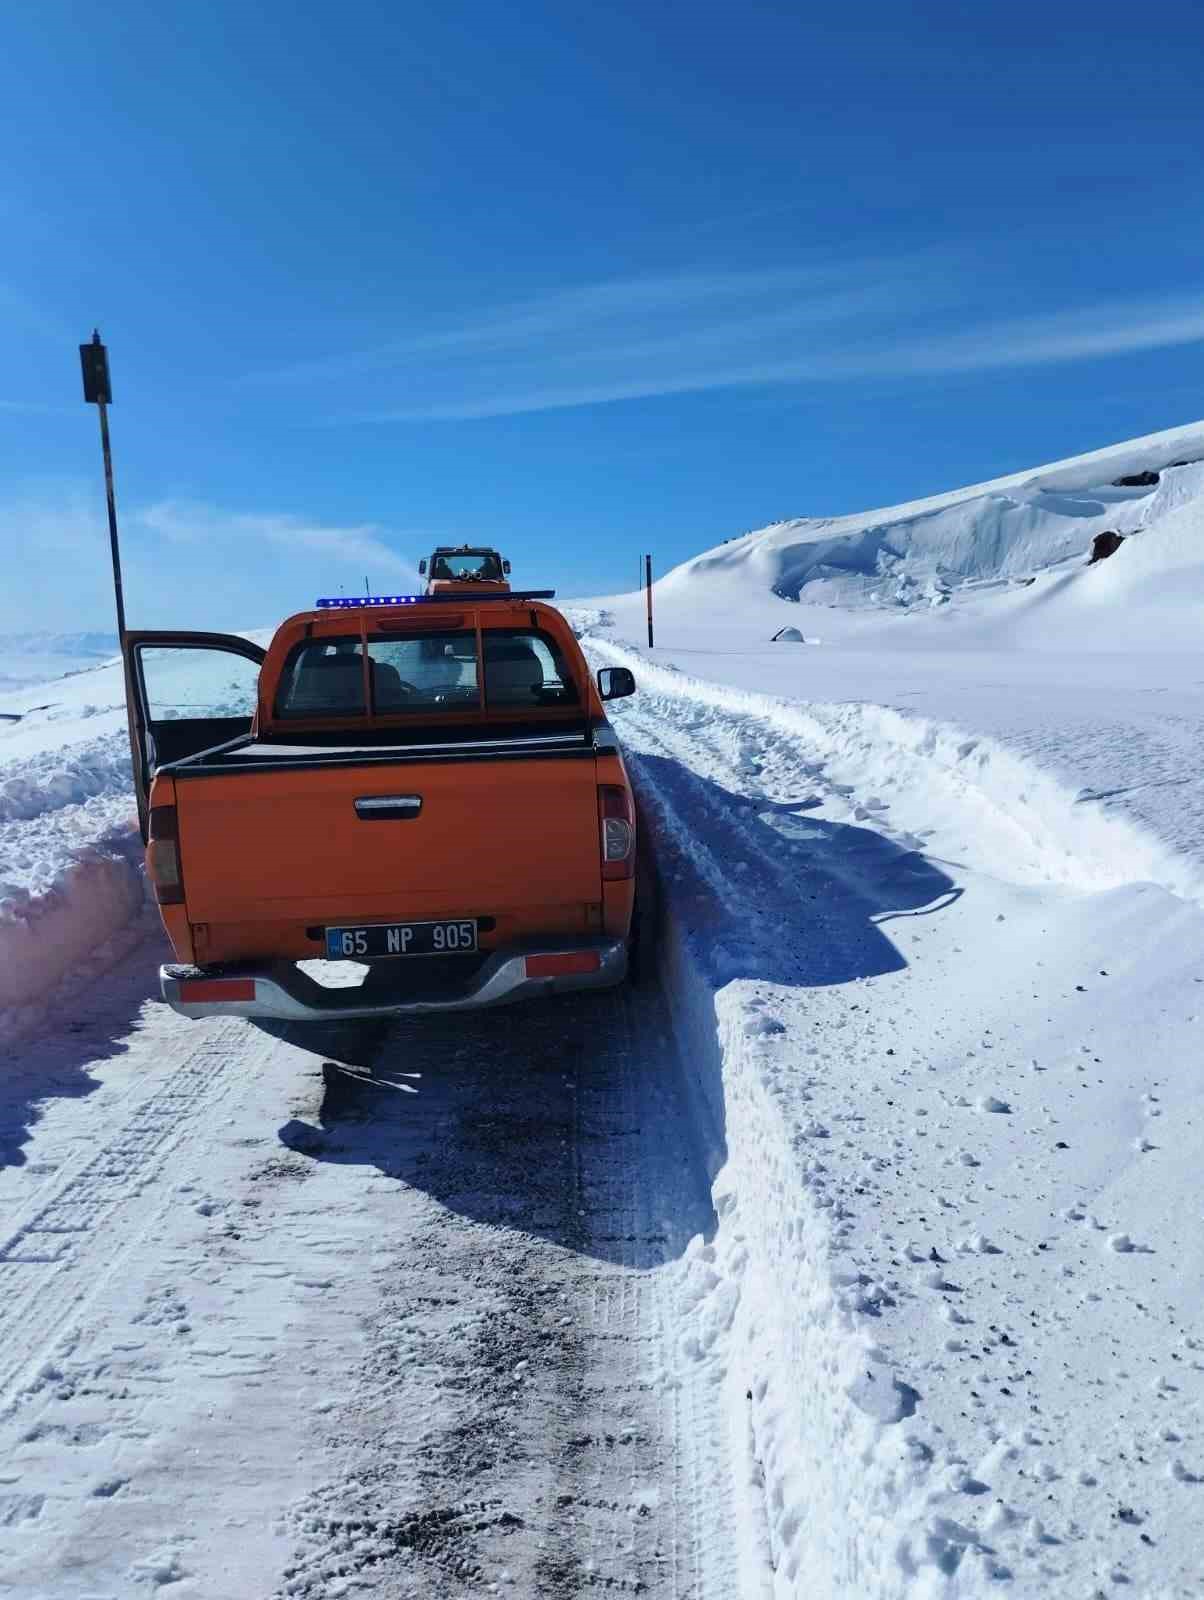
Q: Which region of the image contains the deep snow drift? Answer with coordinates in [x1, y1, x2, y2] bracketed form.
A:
[674, 418, 1204, 629]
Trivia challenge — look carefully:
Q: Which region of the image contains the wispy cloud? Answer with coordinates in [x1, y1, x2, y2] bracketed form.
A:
[0, 488, 425, 633]
[246, 264, 898, 384]
[246, 261, 936, 417]
[138, 500, 420, 582]
[243, 263, 1204, 422]
[832, 293, 1204, 376]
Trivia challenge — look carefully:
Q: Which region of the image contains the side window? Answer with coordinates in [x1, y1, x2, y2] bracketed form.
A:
[483, 630, 580, 709]
[140, 647, 260, 721]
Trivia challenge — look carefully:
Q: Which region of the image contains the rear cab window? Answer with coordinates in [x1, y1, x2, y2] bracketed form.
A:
[276, 631, 481, 719]
[272, 621, 581, 724]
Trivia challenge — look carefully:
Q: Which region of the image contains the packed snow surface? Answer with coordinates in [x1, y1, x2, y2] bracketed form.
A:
[2, 421, 1203, 1594]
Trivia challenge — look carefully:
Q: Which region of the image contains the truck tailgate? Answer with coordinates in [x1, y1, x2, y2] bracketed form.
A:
[174, 753, 602, 924]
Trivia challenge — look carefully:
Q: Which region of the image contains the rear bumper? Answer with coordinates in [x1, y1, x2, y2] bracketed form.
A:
[160, 939, 627, 1021]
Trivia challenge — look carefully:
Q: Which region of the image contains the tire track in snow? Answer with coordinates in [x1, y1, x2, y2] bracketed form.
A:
[273, 982, 736, 1599]
[0, 952, 278, 1420]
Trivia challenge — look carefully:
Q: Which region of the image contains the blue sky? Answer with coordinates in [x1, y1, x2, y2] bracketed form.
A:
[4, 0, 1204, 631]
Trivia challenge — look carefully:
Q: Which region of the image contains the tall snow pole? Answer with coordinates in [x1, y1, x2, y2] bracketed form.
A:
[645, 553, 654, 649]
[79, 331, 127, 648]
[81, 330, 149, 841]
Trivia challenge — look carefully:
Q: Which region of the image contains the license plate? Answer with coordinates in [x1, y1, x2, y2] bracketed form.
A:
[325, 919, 479, 959]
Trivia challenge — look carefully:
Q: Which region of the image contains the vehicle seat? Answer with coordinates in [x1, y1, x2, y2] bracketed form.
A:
[371, 659, 409, 709]
[484, 640, 544, 705]
[287, 653, 366, 714]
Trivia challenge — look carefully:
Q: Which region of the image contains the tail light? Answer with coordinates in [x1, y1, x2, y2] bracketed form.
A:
[599, 785, 635, 881]
[147, 805, 184, 905]
[178, 977, 255, 1003]
[525, 951, 601, 979]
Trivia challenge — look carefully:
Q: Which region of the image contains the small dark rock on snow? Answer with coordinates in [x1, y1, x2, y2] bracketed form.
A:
[1112, 470, 1159, 487]
[1088, 531, 1126, 565]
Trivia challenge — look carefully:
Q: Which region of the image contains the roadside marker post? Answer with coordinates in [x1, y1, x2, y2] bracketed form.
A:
[645, 553, 654, 649]
[81, 330, 148, 839]
[79, 331, 126, 648]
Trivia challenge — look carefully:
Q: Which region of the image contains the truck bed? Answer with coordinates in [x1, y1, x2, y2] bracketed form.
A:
[162, 717, 611, 957]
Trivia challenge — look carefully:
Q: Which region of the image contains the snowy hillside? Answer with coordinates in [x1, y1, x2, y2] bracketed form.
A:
[667, 419, 1204, 640]
[0, 631, 119, 692]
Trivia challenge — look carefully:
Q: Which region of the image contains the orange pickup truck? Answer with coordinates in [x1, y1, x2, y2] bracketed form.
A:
[124, 593, 649, 1022]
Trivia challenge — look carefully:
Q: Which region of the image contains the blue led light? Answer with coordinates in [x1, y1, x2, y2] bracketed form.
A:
[315, 595, 421, 608]
[314, 589, 555, 609]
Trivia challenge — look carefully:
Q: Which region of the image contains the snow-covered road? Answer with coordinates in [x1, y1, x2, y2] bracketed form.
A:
[0, 926, 736, 1598]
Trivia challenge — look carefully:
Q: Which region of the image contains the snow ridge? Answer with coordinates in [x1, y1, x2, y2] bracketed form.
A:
[590, 638, 1203, 907]
[0, 730, 132, 826]
[667, 426, 1204, 612]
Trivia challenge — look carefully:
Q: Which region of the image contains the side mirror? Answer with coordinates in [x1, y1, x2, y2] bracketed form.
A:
[418, 558, 427, 575]
[502, 559, 511, 575]
[597, 666, 636, 702]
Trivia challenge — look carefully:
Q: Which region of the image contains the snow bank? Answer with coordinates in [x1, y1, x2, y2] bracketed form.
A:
[663, 917, 952, 1597]
[591, 638, 1202, 906]
[624, 669, 1204, 1597]
[0, 725, 147, 1042]
[0, 822, 147, 1044]
[0, 629, 268, 1044]
[0, 730, 132, 826]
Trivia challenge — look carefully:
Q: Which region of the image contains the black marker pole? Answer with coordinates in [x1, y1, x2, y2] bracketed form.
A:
[79, 331, 127, 647]
[645, 553, 654, 649]
[81, 331, 149, 839]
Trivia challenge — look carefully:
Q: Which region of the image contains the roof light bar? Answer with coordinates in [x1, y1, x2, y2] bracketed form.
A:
[317, 595, 421, 608]
[316, 590, 555, 608]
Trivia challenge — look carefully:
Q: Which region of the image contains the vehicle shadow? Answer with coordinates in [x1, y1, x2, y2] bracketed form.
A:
[629, 752, 961, 991]
[276, 980, 716, 1269]
[275, 760, 961, 1268]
